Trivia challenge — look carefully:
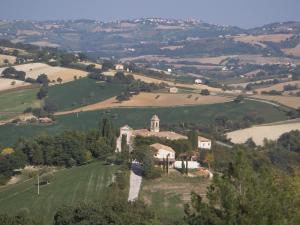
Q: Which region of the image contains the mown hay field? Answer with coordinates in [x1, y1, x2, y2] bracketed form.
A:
[0, 78, 30, 92]
[0, 63, 88, 83]
[283, 42, 300, 57]
[227, 119, 300, 145]
[252, 95, 300, 108]
[232, 34, 293, 47]
[56, 92, 231, 115]
[256, 81, 300, 94]
[0, 54, 16, 66]
[0, 161, 119, 225]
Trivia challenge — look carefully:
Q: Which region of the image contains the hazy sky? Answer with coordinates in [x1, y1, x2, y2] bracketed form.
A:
[0, 0, 299, 28]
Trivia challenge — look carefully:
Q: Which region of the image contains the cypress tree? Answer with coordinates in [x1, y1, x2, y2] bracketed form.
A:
[181, 160, 185, 174]
[185, 159, 188, 175]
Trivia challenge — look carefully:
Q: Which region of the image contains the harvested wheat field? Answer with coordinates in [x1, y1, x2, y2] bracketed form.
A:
[256, 81, 300, 93]
[0, 63, 88, 83]
[0, 78, 30, 91]
[233, 34, 293, 46]
[56, 92, 231, 115]
[252, 95, 300, 108]
[0, 54, 16, 66]
[227, 119, 300, 145]
[283, 42, 300, 57]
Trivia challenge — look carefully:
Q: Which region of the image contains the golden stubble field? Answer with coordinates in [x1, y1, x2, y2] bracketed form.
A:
[256, 81, 300, 94]
[283, 42, 300, 57]
[0, 63, 88, 83]
[55, 92, 232, 115]
[232, 34, 293, 47]
[252, 95, 300, 108]
[0, 54, 16, 66]
[227, 119, 300, 145]
[0, 78, 30, 92]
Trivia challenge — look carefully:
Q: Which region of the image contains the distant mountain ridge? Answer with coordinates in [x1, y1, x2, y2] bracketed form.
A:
[0, 18, 299, 58]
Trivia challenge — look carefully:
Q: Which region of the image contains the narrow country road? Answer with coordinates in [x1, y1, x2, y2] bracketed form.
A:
[128, 161, 142, 202]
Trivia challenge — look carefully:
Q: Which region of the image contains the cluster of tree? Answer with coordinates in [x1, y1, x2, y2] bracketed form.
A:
[245, 78, 281, 91]
[117, 79, 167, 102]
[184, 151, 300, 225]
[88, 71, 167, 102]
[0, 118, 118, 185]
[287, 108, 300, 119]
[261, 90, 283, 95]
[131, 144, 162, 179]
[1, 67, 26, 81]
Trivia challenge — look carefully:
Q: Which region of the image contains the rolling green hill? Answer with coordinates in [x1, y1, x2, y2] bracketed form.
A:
[0, 87, 42, 120]
[0, 161, 119, 225]
[47, 78, 126, 111]
[0, 100, 288, 147]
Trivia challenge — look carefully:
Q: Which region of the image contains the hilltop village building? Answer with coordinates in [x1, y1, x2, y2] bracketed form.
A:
[116, 115, 187, 152]
[198, 136, 212, 150]
[115, 64, 124, 70]
[150, 143, 176, 168]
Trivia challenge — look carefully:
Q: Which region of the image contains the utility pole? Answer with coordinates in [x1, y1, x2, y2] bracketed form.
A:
[37, 174, 40, 196]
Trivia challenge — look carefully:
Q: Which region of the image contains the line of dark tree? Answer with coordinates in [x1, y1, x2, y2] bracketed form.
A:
[0, 118, 120, 185]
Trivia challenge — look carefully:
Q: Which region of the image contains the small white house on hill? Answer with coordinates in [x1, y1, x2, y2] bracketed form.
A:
[194, 79, 203, 84]
[169, 87, 178, 93]
[115, 64, 124, 70]
[150, 143, 176, 167]
[198, 136, 212, 150]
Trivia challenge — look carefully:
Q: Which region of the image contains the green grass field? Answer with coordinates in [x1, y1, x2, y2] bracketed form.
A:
[0, 87, 42, 120]
[0, 161, 119, 224]
[0, 100, 288, 146]
[47, 78, 126, 111]
[140, 171, 211, 224]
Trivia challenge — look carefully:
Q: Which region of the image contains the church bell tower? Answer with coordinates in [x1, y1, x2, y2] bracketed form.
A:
[150, 115, 160, 133]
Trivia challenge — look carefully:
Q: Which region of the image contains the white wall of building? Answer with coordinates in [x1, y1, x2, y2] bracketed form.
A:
[174, 161, 200, 169]
[154, 149, 175, 160]
[198, 141, 211, 150]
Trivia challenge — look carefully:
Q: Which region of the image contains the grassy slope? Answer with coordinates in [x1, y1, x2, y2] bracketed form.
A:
[0, 87, 41, 120]
[140, 172, 211, 224]
[0, 100, 288, 147]
[47, 78, 126, 111]
[0, 161, 119, 224]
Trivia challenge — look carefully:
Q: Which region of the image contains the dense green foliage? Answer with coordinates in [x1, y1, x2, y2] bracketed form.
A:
[54, 199, 161, 225]
[0, 118, 117, 183]
[1, 67, 26, 81]
[184, 151, 300, 225]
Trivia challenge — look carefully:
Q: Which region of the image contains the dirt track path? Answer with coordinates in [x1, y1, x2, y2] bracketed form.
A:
[128, 161, 142, 202]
